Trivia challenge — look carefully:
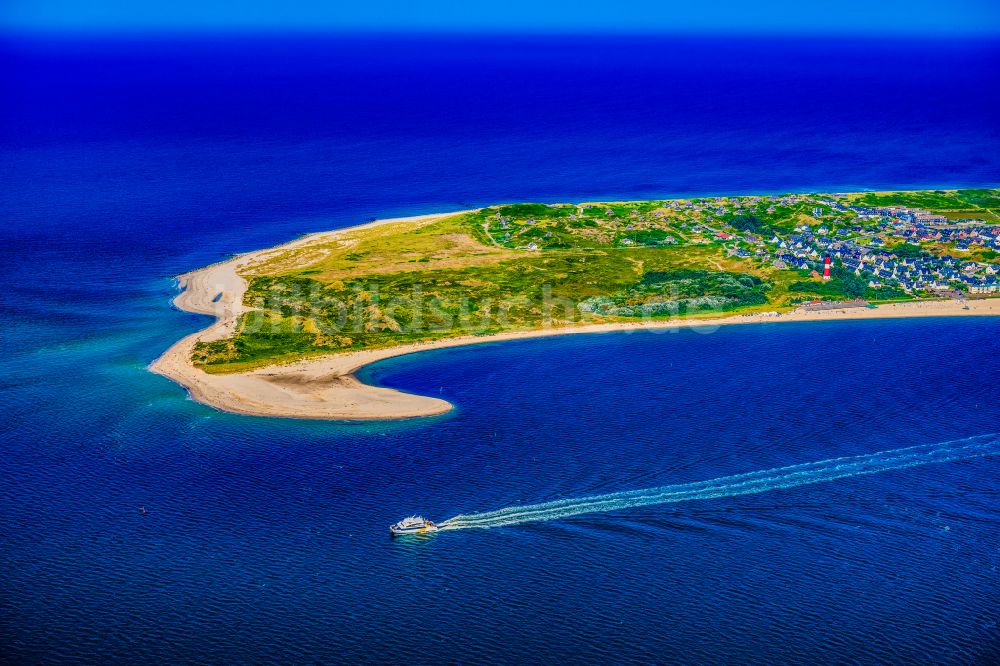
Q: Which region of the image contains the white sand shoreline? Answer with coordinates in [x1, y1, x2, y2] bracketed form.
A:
[150, 212, 1000, 421]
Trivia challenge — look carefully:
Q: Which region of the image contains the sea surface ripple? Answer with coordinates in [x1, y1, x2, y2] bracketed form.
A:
[1, 35, 999, 664]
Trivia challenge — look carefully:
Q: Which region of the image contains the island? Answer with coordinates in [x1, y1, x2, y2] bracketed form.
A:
[151, 189, 1000, 420]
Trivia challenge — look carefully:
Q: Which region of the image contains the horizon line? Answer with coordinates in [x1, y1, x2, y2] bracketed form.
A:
[3, 26, 1000, 40]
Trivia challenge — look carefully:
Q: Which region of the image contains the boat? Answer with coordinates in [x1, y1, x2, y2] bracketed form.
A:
[390, 515, 439, 536]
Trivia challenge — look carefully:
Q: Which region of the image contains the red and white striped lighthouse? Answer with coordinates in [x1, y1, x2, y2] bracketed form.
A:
[822, 256, 832, 281]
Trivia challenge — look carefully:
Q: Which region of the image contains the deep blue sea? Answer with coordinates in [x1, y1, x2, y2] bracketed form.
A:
[1, 35, 999, 664]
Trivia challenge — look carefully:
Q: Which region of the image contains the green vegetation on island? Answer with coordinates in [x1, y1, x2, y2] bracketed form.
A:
[192, 189, 1000, 373]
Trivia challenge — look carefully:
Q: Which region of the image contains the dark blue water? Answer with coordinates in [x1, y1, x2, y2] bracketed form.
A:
[1, 35, 999, 664]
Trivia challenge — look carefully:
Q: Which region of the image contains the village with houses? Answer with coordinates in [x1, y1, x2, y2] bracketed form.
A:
[478, 189, 1000, 300]
[744, 198, 999, 295]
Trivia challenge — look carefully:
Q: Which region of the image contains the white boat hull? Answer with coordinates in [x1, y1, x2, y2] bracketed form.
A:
[389, 516, 439, 536]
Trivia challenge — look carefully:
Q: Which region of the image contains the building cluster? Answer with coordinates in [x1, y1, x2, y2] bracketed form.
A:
[743, 204, 1000, 294]
[661, 194, 807, 217]
[838, 204, 949, 225]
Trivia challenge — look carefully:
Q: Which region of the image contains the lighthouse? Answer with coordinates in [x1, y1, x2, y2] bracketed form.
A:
[822, 256, 832, 281]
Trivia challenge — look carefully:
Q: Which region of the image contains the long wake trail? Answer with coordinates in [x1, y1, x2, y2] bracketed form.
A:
[439, 434, 1000, 531]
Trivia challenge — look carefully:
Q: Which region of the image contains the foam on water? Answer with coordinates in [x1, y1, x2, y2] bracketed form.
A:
[440, 434, 1000, 530]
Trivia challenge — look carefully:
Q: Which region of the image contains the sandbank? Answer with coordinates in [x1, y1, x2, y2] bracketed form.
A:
[150, 212, 1000, 420]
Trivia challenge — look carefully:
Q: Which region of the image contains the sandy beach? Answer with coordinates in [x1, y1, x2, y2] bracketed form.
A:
[151, 212, 1000, 421]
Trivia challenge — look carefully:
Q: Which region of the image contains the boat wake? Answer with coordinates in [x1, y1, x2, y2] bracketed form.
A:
[439, 434, 1000, 531]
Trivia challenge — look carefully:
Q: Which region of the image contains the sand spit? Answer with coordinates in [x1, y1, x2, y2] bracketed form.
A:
[151, 213, 1000, 420]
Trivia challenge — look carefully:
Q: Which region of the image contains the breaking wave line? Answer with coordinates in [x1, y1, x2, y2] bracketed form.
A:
[439, 434, 1000, 531]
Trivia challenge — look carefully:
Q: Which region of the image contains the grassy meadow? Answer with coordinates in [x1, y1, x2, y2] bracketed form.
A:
[192, 190, 1000, 372]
